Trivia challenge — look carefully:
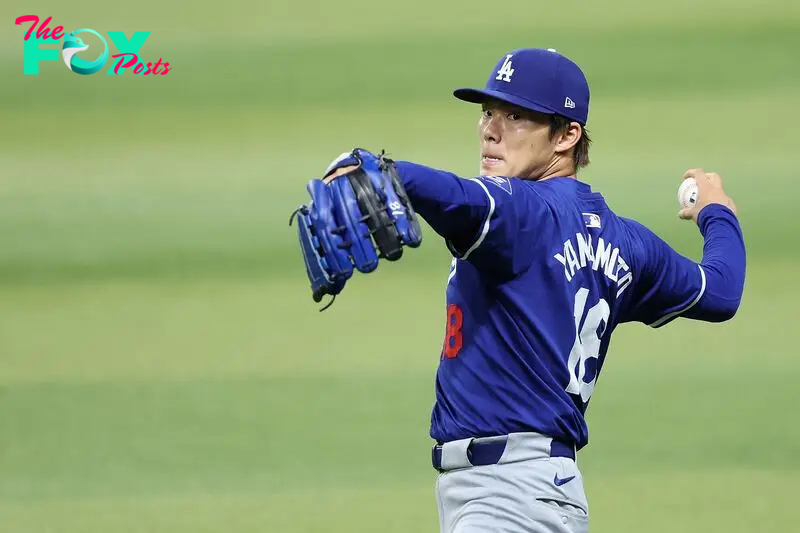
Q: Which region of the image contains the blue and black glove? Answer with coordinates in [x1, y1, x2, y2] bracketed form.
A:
[289, 148, 423, 310]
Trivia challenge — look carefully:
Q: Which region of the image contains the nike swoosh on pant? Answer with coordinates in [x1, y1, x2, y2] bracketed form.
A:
[553, 474, 576, 486]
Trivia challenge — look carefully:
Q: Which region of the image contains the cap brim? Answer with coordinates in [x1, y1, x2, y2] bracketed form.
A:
[453, 88, 558, 116]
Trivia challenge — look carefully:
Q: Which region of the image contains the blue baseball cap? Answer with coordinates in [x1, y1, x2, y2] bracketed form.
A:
[453, 48, 590, 125]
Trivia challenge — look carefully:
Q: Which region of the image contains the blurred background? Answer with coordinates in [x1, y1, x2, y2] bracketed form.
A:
[1, 0, 799, 531]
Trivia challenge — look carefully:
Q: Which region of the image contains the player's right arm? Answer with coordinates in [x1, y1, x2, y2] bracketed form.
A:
[620, 169, 746, 327]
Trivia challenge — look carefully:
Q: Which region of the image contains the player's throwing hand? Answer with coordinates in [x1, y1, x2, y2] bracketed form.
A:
[679, 168, 738, 223]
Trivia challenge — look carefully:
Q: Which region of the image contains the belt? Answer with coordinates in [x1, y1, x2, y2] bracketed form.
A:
[431, 435, 575, 472]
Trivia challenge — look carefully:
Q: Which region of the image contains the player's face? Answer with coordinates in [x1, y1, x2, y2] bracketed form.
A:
[478, 100, 559, 179]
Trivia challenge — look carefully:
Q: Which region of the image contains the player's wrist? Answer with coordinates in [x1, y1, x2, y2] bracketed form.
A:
[697, 203, 739, 233]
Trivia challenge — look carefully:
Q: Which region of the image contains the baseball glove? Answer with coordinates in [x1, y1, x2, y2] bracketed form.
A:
[289, 148, 423, 310]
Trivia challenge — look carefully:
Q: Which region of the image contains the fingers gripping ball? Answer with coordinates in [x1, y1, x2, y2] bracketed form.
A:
[290, 148, 423, 310]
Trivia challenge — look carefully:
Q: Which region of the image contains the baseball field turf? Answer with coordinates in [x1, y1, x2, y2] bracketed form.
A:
[1, 0, 799, 531]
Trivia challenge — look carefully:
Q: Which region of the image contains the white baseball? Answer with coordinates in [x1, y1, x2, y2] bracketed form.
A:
[677, 178, 698, 209]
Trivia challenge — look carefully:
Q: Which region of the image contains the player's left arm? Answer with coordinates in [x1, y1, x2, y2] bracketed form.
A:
[393, 160, 541, 276]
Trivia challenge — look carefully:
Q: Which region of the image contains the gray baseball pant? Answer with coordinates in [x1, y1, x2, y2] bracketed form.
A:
[433, 433, 589, 533]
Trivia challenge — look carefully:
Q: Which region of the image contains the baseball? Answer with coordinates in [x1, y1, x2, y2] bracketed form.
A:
[677, 178, 698, 209]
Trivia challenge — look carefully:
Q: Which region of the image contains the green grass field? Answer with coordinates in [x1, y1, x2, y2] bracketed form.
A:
[1, 0, 799, 531]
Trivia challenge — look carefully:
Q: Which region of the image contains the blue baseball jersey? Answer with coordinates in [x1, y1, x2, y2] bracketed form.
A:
[395, 162, 745, 450]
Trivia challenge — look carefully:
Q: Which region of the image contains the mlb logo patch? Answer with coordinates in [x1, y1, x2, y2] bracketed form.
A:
[583, 212, 601, 228]
[481, 176, 512, 195]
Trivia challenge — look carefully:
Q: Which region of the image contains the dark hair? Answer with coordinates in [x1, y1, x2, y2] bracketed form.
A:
[548, 114, 591, 170]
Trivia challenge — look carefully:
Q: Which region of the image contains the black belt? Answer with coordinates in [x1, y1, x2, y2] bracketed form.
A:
[431, 436, 575, 472]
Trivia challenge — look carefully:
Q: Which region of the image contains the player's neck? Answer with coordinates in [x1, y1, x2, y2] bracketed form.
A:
[534, 158, 577, 182]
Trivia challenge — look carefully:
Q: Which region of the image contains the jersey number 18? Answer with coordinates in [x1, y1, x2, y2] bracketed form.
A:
[566, 287, 610, 404]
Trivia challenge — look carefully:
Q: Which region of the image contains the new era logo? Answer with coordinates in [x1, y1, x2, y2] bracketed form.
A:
[564, 97, 575, 109]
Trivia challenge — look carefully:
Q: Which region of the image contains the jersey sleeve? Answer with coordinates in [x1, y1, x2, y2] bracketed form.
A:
[619, 220, 706, 327]
[444, 176, 547, 277]
[620, 204, 745, 327]
[394, 162, 548, 277]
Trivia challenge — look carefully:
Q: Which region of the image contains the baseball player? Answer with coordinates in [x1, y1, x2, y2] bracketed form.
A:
[292, 48, 746, 533]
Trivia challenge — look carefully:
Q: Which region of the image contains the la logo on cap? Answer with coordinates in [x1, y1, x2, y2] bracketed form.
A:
[495, 54, 514, 82]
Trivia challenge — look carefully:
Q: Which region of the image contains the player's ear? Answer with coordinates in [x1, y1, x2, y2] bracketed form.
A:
[555, 122, 582, 154]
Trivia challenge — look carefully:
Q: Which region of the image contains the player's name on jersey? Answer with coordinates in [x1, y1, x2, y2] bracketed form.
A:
[554, 234, 633, 297]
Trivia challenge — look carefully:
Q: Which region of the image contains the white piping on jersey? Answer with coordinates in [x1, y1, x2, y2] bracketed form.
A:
[447, 258, 458, 285]
[461, 179, 496, 260]
[648, 264, 707, 328]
